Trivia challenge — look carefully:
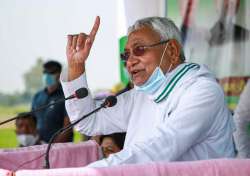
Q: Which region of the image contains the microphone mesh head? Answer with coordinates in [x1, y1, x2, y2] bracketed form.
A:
[75, 88, 88, 99]
[104, 96, 117, 107]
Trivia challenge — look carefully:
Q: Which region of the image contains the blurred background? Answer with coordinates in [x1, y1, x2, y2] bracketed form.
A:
[0, 0, 119, 147]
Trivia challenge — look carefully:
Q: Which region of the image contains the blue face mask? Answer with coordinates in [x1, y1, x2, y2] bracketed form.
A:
[134, 42, 172, 95]
[134, 67, 166, 94]
[42, 73, 57, 87]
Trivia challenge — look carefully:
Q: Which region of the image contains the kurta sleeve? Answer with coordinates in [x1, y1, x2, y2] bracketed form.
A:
[233, 80, 250, 158]
[87, 79, 232, 167]
[60, 70, 133, 136]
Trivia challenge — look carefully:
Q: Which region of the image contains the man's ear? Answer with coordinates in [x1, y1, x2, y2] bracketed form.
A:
[166, 39, 181, 64]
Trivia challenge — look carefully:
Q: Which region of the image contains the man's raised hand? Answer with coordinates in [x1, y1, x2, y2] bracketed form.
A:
[66, 16, 100, 80]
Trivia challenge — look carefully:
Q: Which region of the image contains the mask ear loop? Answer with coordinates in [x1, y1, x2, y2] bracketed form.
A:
[159, 41, 172, 73]
[159, 42, 169, 67]
[167, 63, 173, 73]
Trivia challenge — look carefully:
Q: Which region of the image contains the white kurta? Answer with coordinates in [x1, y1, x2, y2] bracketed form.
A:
[233, 79, 250, 158]
[61, 63, 235, 167]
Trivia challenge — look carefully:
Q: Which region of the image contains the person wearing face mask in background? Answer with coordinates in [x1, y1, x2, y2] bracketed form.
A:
[32, 60, 73, 143]
[60, 16, 235, 167]
[100, 133, 126, 158]
[15, 113, 45, 147]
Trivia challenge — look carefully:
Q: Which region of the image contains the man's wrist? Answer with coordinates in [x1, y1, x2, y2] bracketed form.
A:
[68, 64, 85, 81]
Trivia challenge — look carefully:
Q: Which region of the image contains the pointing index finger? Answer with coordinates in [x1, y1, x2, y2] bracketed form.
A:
[89, 16, 100, 42]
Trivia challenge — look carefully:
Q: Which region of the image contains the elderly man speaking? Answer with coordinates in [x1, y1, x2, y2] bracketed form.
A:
[60, 16, 235, 167]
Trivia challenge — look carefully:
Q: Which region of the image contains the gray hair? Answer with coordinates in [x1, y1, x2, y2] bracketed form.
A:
[128, 17, 185, 61]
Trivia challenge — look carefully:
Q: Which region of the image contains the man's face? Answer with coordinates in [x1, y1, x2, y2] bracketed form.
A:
[42, 70, 60, 88]
[125, 26, 170, 86]
[15, 118, 36, 135]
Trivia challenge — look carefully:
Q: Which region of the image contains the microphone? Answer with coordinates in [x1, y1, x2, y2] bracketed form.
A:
[65, 87, 88, 100]
[102, 95, 117, 107]
[0, 88, 88, 126]
[44, 95, 117, 169]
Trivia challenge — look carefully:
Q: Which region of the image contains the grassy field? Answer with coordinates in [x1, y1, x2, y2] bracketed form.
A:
[0, 104, 29, 118]
[0, 128, 83, 148]
[0, 104, 29, 128]
[0, 128, 18, 148]
[0, 104, 83, 148]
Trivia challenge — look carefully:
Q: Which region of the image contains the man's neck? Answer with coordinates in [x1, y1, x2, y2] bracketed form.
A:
[47, 84, 59, 94]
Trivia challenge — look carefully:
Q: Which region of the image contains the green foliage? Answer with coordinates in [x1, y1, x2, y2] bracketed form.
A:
[0, 58, 44, 106]
[23, 58, 44, 95]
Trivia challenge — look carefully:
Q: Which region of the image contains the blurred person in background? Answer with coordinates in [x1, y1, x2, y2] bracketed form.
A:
[15, 113, 44, 147]
[32, 60, 73, 143]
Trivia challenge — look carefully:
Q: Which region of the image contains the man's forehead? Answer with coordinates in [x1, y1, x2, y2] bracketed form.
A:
[102, 137, 115, 145]
[126, 26, 161, 46]
[128, 26, 159, 38]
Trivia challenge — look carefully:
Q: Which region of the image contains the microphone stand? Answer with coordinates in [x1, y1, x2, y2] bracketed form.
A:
[44, 103, 106, 169]
[0, 88, 88, 126]
[0, 98, 65, 126]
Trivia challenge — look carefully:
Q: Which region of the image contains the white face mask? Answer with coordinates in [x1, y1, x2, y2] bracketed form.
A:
[17, 134, 38, 146]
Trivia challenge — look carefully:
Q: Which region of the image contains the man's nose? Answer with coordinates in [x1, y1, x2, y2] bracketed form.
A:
[20, 126, 31, 134]
[126, 55, 139, 68]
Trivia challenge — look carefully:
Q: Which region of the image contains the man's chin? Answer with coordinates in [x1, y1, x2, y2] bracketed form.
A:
[133, 79, 146, 86]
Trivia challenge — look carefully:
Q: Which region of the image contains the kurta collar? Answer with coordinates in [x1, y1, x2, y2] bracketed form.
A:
[147, 63, 200, 103]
